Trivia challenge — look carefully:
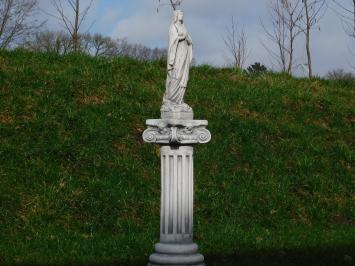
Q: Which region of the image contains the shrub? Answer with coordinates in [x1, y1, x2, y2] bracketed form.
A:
[247, 62, 267, 74]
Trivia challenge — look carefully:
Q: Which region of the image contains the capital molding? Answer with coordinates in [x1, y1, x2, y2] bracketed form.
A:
[143, 119, 211, 145]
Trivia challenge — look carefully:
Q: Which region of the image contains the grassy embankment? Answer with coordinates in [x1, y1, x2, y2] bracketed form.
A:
[0, 50, 354, 265]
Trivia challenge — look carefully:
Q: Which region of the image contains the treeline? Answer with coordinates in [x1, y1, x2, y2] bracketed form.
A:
[0, 0, 166, 61]
[1, 0, 354, 76]
[21, 31, 167, 61]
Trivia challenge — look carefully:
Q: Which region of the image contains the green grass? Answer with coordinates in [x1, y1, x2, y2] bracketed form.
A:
[0, 49, 354, 266]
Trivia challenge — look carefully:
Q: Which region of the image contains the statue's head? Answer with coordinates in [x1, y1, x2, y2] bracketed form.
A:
[173, 10, 184, 23]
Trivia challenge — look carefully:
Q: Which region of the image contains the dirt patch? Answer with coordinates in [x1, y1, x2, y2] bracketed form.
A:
[16, 194, 41, 222]
[132, 125, 145, 144]
[346, 113, 355, 124]
[21, 115, 33, 122]
[77, 92, 106, 106]
[113, 141, 127, 153]
[332, 214, 355, 227]
[0, 56, 7, 71]
[231, 103, 263, 119]
[308, 118, 330, 130]
[0, 114, 14, 124]
[229, 74, 246, 82]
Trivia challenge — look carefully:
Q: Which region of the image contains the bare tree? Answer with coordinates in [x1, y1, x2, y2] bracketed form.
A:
[151, 47, 167, 61]
[45, 0, 93, 52]
[330, 0, 355, 38]
[0, 0, 42, 49]
[326, 68, 355, 80]
[115, 38, 130, 56]
[299, 0, 326, 78]
[157, 0, 184, 11]
[223, 17, 249, 69]
[283, 0, 304, 74]
[21, 28, 167, 61]
[117, 42, 166, 61]
[261, 1, 288, 73]
[77, 32, 91, 53]
[330, 1, 355, 69]
[22, 30, 72, 54]
[89, 33, 118, 57]
[261, 0, 303, 74]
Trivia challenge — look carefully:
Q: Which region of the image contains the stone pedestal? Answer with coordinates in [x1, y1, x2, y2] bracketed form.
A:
[143, 118, 211, 266]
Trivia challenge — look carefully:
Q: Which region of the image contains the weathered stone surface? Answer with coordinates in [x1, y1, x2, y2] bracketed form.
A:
[162, 10, 193, 113]
[143, 119, 211, 145]
[143, 8, 210, 266]
[143, 141, 207, 265]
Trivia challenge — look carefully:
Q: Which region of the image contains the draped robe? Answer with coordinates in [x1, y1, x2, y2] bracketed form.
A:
[163, 21, 193, 105]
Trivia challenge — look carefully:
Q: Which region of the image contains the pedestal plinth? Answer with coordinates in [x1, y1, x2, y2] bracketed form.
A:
[143, 118, 211, 266]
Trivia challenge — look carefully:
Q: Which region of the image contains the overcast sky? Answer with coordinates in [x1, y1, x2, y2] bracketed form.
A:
[38, 0, 355, 76]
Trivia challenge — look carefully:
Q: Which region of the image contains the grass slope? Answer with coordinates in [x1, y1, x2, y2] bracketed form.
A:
[0, 50, 354, 266]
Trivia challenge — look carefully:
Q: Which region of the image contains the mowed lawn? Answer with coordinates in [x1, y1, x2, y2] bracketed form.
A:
[0, 50, 354, 266]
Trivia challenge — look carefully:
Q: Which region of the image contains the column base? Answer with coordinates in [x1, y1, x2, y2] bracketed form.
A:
[148, 243, 205, 266]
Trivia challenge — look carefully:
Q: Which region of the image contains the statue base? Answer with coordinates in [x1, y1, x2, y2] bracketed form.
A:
[161, 102, 193, 120]
[148, 243, 205, 266]
[161, 111, 193, 120]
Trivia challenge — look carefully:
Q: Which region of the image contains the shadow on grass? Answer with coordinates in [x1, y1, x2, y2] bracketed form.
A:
[204, 245, 354, 266]
[10, 245, 354, 266]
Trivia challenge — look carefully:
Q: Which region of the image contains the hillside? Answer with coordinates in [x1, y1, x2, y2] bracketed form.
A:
[0, 50, 354, 266]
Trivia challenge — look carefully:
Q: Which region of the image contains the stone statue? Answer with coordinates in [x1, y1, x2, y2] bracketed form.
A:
[161, 10, 193, 119]
[144, 7, 210, 266]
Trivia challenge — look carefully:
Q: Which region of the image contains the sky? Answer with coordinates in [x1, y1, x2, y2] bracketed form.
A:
[37, 0, 355, 76]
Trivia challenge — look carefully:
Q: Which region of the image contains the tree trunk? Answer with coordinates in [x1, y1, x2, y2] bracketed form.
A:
[288, 25, 294, 75]
[0, 0, 12, 40]
[0, 0, 8, 36]
[73, 0, 79, 52]
[304, 0, 313, 78]
[306, 31, 312, 77]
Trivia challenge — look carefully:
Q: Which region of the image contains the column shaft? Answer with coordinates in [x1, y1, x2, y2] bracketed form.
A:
[160, 145, 194, 243]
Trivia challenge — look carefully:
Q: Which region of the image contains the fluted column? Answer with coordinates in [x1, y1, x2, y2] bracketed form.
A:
[160, 146, 194, 242]
[143, 119, 210, 266]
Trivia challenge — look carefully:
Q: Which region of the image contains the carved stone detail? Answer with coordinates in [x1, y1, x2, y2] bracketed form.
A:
[143, 119, 211, 145]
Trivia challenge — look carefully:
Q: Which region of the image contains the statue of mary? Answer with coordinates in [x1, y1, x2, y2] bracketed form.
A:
[161, 10, 193, 119]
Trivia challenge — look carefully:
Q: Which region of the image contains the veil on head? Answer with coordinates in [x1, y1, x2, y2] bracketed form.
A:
[172, 10, 183, 24]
